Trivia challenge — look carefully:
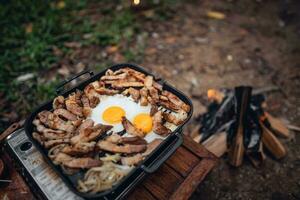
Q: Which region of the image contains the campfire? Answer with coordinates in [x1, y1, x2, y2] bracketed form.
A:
[192, 86, 291, 167]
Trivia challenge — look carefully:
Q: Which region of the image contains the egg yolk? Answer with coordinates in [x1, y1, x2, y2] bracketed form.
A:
[133, 113, 153, 134]
[102, 106, 125, 124]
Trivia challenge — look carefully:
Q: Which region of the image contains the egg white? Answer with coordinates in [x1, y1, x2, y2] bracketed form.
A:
[90, 94, 151, 132]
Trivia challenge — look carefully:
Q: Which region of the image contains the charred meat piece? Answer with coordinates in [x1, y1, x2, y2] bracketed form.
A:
[159, 100, 181, 112]
[81, 94, 91, 117]
[143, 139, 163, 156]
[94, 87, 119, 95]
[122, 87, 140, 102]
[144, 76, 153, 88]
[121, 117, 145, 137]
[33, 132, 44, 145]
[150, 105, 159, 116]
[121, 154, 143, 166]
[62, 142, 96, 156]
[77, 119, 94, 133]
[89, 96, 100, 108]
[53, 108, 77, 121]
[53, 96, 65, 109]
[153, 81, 163, 91]
[97, 141, 146, 154]
[105, 69, 114, 75]
[34, 119, 72, 140]
[75, 90, 83, 106]
[162, 91, 190, 112]
[152, 111, 171, 136]
[106, 134, 147, 145]
[100, 73, 127, 81]
[38, 111, 75, 132]
[162, 110, 187, 126]
[148, 87, 159, 103]
[71, 124, 112, 144]
[33, 119, 65, 134]
[120, 136, 147, 145]
[44, 138, 71, 149]
[65, 93, 83, 117]
[111, 81, 144, 89]
[83, 83, 100, 108]
[54, 153, 101, 169]
[140, 87, 148, 106]
[126, 68, 146, 82]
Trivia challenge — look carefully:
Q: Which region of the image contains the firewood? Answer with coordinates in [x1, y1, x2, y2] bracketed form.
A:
[202, 132, 227, 157]
[190, 124, 201, 141]
[265, 112, 290, 138]
[260, 122, 286, 159]
[247, 141, 266, 168]
[228, 86, 252, 167]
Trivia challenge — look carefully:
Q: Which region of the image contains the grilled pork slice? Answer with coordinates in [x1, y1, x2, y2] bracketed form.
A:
[38, 111, 75, 132]
[94, 87, 119, 95]
[144, 76, 153, 88]
[32, 132, 44, 145]
[65, 93, 83, 117]
[121, 117, 145, 137]
[83, 83, 100, 108]
[44, 138, 71, 149]
[152, 111, 171, 136]
[143, 139, 163, 156]
[77, 119, 94, 133]
[33, 119, 65, 134]
[97, 141, 146, 154]
[54, 153, 101, 169]
[71, 124, 112, 144]
[162, 110, 187, 126]
[139, 87, 148, 106]
[100, 72, 127, 81]
[162, 91, 190, 112]
[113, 67, 146, 82]
[53, 108, 77, 121]
[121, 154, 143, 166]
[106, 134, 147, 145]
[148, 87, 159, 103]
[111, 81, 144, 89]
[62, 142, 96, 156]
[123, 87, 140, 102]
[53, 96, 65, 109]
[81, 94, 92, 117]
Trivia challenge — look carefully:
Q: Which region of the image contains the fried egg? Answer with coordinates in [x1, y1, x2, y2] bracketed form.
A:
[90, 94, 176, 143]
[90, 94, 151, 132]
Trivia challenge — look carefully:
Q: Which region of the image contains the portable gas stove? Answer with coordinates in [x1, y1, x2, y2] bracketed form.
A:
[2, 128, 83, 200]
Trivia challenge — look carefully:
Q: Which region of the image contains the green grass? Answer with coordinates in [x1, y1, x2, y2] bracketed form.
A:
[0, 1, 139, 117]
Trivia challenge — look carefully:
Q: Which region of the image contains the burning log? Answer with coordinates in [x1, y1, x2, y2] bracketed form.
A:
[264, 112, 290, 138]
[228, 86, 252, 167]
[260, 122, 287, 159]
[194, 86, 289, 168]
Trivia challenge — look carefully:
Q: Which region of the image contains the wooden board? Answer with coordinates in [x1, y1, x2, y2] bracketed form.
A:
[127, 135, 218, 200]
[0, 135, 217, 200]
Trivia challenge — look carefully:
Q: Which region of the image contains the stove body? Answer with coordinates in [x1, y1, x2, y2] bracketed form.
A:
[3, 128, 83, 200]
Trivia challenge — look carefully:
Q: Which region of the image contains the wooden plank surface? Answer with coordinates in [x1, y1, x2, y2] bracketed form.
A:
[127, 135, 218, 200]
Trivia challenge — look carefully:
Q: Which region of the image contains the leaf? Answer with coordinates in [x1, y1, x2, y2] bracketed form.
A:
[206, 11, 226, 20]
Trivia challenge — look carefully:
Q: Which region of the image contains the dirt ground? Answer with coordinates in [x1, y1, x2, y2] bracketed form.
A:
[3, 0, 300, 199]
[135, 1, 300, 199]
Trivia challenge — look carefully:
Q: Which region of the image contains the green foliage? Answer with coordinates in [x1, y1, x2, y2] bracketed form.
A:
[0, 0, 139, 117]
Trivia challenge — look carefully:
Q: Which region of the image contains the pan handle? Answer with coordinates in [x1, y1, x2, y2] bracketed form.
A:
[56, 70, 94, 94]
[141, 134, 183, 174]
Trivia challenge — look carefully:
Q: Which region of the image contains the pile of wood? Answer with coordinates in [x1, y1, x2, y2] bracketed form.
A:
[192, 86, 293, 167]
